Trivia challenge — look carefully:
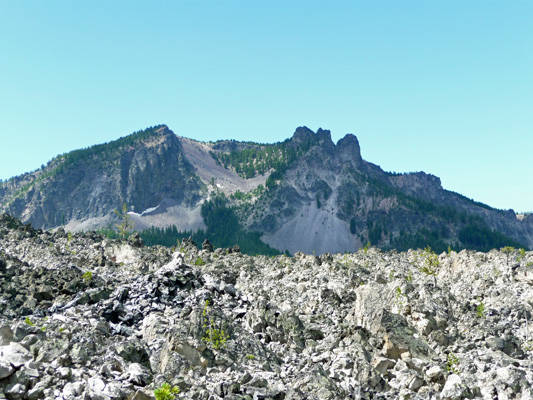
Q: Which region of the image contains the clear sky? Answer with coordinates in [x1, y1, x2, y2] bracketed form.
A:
[1, 1, 531, 212]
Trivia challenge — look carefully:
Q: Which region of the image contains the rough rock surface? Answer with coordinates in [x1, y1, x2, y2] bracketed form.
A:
[1, 213, 533, 399]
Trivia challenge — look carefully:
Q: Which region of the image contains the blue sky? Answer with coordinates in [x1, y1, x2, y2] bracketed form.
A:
[1, 1, 531, 212]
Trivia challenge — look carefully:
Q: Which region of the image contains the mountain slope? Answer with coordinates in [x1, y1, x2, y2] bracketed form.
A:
[1, 124, 532, 254]
[235, 128, 532, 254]
[0, 125, 205, 231]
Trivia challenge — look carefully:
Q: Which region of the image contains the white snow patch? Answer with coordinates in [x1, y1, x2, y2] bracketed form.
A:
[127, 202, 206, 232]
[140, 205, 159, 215]
[128, 205, 160, 217]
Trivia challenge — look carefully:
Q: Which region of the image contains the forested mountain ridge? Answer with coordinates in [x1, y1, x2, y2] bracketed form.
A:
[1, 124, 532, 254]
[233, 127, 532, 253]
[0, 126, 204, 231]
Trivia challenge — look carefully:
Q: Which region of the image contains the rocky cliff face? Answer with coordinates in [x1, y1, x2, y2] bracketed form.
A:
[1, 214, 533, 399]
[244, 129, 533, 254]
[246, 128, 373, 254]
[0, 126, 204, 231]
[1, 124, 532, 254]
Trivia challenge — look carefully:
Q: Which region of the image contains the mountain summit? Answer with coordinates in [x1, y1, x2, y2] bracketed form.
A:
[1, 125, 531, 254]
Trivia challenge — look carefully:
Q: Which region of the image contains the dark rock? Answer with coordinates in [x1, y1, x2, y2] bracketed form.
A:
[182, 236, 197, 249]
[202, 239, 214, 252]
[128, 232, 144, 248]
[55, 227, 67, 238]
[229, 245, 240, 253]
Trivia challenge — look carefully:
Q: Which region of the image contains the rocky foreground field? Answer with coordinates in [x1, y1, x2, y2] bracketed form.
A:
[1, 214, 533, 400]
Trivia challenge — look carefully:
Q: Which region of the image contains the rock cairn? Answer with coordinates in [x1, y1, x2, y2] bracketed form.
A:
[1, 214, 532, 399]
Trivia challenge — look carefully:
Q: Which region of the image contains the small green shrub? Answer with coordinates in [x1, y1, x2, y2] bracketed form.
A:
[394, 287, 407, 313]
[204, 325, 228, 349]
[517, 248, 526, 262]
[154, 383, 180, 400]
[25, 316, 45, 331]
[476, 301, 486, 318]
[501, 246, 515, 266]
[201, 300, 229, 350]
[447, 352, 460, 374]
[82, 271, 93, 284]
[418, 246, 440, 285]
[195, 257, 205, 266]
[523, 340, 533, 352]
[114, 202, 134, 238]
[65, 231, 73, 252]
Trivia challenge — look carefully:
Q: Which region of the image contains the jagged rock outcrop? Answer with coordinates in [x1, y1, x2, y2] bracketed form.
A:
[1, 214, 533, 399]
[336, 134, 363, 168]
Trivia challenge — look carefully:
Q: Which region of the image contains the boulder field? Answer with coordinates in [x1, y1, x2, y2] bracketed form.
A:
[1, 214, 532, 399]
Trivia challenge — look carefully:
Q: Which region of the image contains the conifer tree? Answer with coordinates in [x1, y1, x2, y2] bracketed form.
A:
[115, 202, 134, 238]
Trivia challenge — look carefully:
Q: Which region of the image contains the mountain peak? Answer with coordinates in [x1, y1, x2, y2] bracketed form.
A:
[292, 126, 315, 142]
[291, 126, 335, 151]
[153, 124, 175, 138]
[315, 128, 332, 144]
[336, 133, 362, 167]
